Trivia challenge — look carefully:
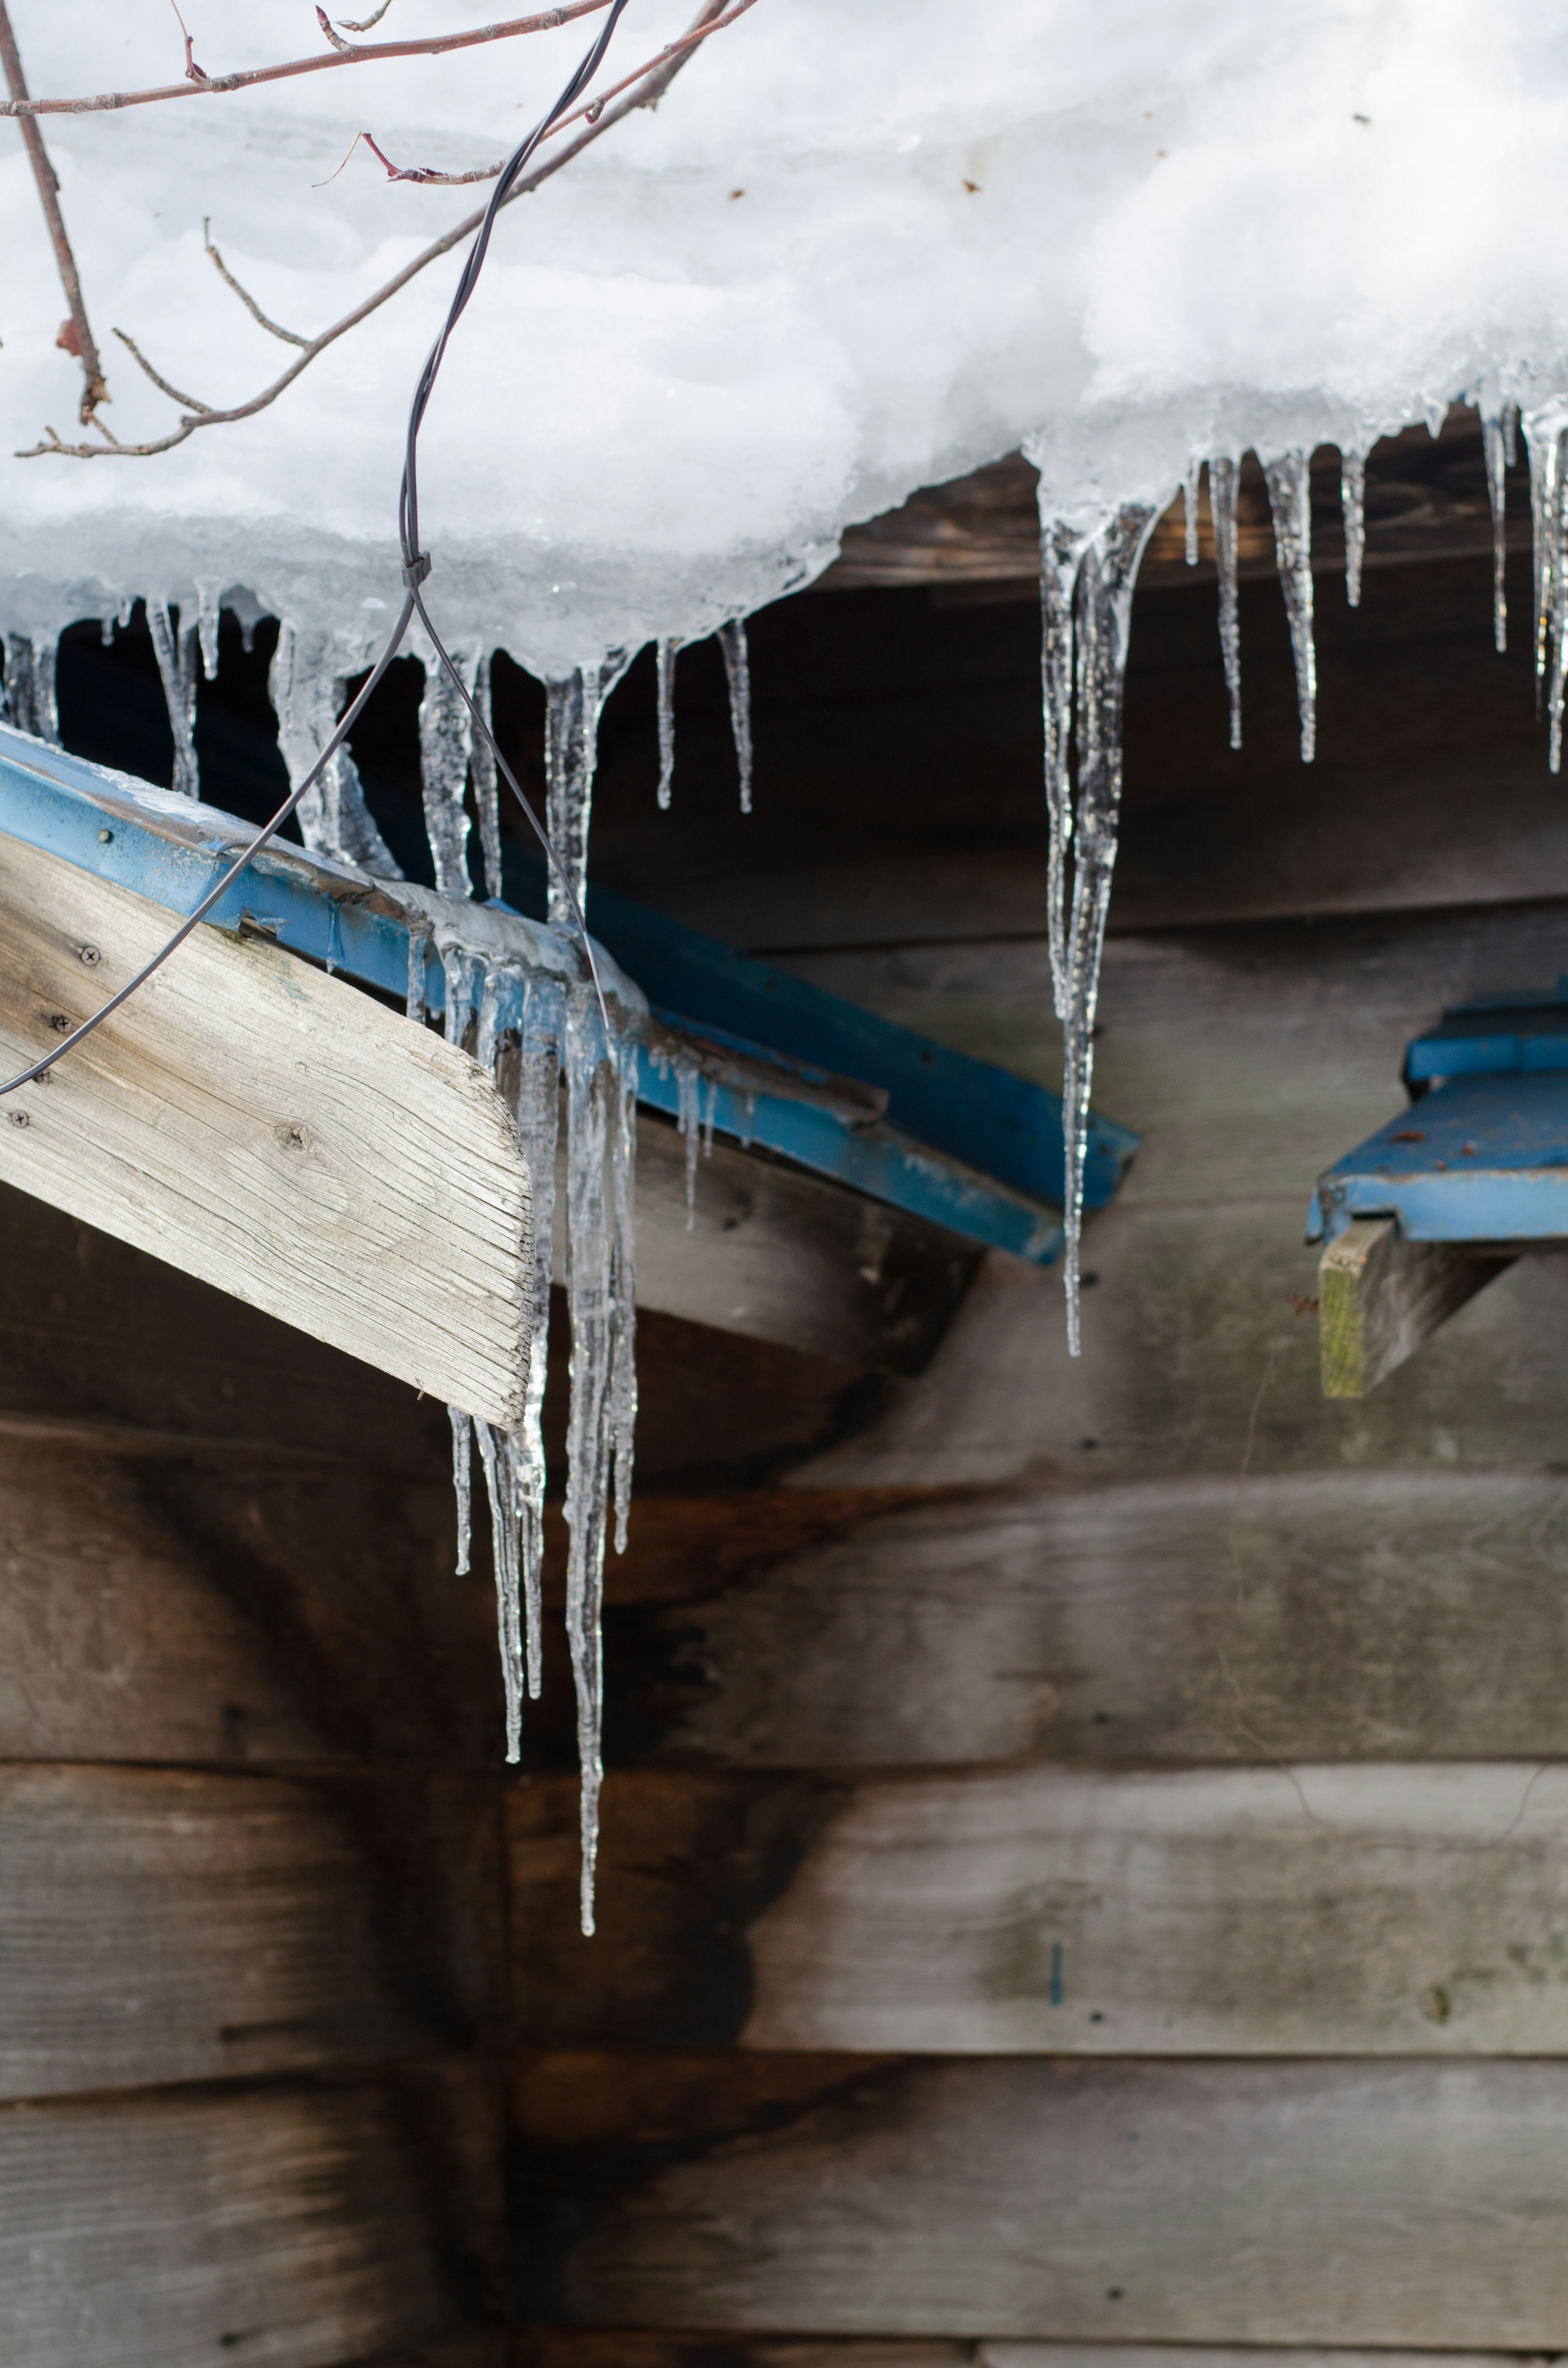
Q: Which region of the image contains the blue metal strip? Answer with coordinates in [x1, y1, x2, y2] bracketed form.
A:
[0, 727, 1086, 1262]
[1310, 1070, 1568, 1244]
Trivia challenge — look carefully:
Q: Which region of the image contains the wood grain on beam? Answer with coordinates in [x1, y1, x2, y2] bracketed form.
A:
[512, 2052, 1568, 2346]
[1319, 1217, 1513, 1396]
[0, 2065, 501, 2368]
[515, 2345, 1539, 2368]
[610, 1469, 1568, 1770]
[0, 837, 530, 1425]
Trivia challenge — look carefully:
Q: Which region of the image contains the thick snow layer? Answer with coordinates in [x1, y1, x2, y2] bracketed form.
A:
[2, 0, 1566, 670]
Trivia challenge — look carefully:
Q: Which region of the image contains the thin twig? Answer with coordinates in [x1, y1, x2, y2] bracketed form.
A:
[168, 0, 207, 83]
[0, 0, 611, 118]
[0, 0, 109, 422]
[339, 0, 396, 27]
[112, 325, 214, 413]
[20, 0, 753, 461]
[203, 219, 310, 347]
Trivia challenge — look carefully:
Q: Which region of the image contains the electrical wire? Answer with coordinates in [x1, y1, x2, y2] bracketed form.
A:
[0, 0, 631, 1097]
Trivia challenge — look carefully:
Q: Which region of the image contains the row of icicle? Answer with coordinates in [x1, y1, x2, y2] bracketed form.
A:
[0, 599, 748, 1936]
[1039, 394, 1545, 1356]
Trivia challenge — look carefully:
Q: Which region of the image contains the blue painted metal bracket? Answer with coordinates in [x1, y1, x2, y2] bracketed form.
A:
[0, 724, 1138, 1264]
[1310, 982, 1568, 1245]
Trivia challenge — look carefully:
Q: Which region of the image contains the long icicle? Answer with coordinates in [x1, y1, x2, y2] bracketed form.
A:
[1482, 399, 1514, 653]
[268, 622, 404, 877]
[545, 649, 632, 921]
[717, 619, 753, 813]
[1341, 446, 1367, 610]
[1183, 458, 1201, 569]
[418, 642, 480, 898]
[562, 985, 616, 1935]
[470, 652, 505, 901]
[655, 637, 679, 810]
[450, 1407, 473, 1576]
[512, 973, 563, 1701]
[608, 1039, 639, 1559]
[1208, 456, 1243, 750]
[1037, 513, 1096, 1020]
[1, 632, 59, 744]
[147, 597, 201, 799]
[1523, 401, 1566, 710]
[1060, 501, 1161, 1357]
[1263, 449, 1317, 763]
[1550, 421, 1568, 774]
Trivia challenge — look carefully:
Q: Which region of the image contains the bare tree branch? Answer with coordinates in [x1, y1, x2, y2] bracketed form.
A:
[0, 0, 109, 422]
[203, 219, 311, 347]
[338, 0, 396, 28]
[18, 0, 755, 462]
[112, 325, 214, 413]
[0, 0, 612, 120]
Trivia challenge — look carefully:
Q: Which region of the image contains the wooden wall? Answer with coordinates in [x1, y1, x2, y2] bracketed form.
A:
[508, 541, 1568, 2361]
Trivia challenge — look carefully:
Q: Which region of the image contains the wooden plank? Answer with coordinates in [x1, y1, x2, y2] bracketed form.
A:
[0, 837, 529, 1425]
[616, 1116, 979, 1372]
[611, 1469, 1568, 1769]
[508, 1764, 1568, 2056]
[511, 2052, 1568, 2344]
[1319, 1217, 1511, 1395]
[0, 2065, 501, 2368]
[515, 2345, 1536, 2368]
[0, 1434, 504, 1766]
[0, 1765, 500, 2098]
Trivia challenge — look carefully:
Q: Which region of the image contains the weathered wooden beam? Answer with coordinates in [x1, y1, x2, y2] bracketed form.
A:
[510, 1762, 1568, 2056]
[0, 2064, 500, 2368]
[0, 1765, 501, 2099]
[512, 2051, 1568, 2344]
[0, 836, 530, 1424]
[515, 2344, 1530, 2368]
[1318, 1216, 1512, 1396]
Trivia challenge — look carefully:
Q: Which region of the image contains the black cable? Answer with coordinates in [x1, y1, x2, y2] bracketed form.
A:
[1, 0, 630, 1096]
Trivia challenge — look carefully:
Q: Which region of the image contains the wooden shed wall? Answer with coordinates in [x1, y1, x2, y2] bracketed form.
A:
[509, 536, 1568, 2361]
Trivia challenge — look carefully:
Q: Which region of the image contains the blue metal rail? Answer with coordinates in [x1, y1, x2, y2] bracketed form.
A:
[0, 724, 1138, 1264]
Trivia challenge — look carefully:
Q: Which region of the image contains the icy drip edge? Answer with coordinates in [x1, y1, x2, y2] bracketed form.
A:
[471, 653, 505, 903]
[1208, 457, 1243, 750]
[655, 638, 680, 810]
[1058, 502, 1161, 1356]
[1263, 450, 1317, 764]
[419, 643, 480, 898]
[147, 598, 201, 799]
[1037, 511, 1096, 1020]
[545, 650, 631, 923]
[1524, 402, 1568, 766]
[1341, 448, 1367, 611]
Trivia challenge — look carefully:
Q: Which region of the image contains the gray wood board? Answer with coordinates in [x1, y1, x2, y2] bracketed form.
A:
[0, 838, 530, 1424]
[0, 1764, 501, 2098]
[508, 1763, 1568, 2056]
[518, 2346, 1538, 2368]
[613, 1468, 1568, 1769]
[0, 1434, 503, 1766]
[0, 2064, 500, 2368]
[514, 2052, 1568, 2346]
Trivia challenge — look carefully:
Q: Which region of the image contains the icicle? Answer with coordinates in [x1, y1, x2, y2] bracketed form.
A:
[1341, 447, 1366, 610]
[1183, 459, 1201, 567]
[1523, 404, 1568, 718]
[1208, 456, 1243, 751]
[655, 637, 680, 809]
[469, 653, 505, 903]
[240, 616, 257, 656]
[100, 615, 114, 650]
[269, 623, 404, 878]
[476, 1416, 526, 1759]
[1060, 501, 1162, 1358]
[196, 581, 223, 682]
[1, 634, 59, 745]
[561, 987, 617, 1935]
[675, 1051, 703, 1226]
[1548, 422, 1568, 773]
[544, 651, 632, 923]
[147, 598, 202, 799]
[512, 974, 563, 1701]
[418, 643, 479, 898]
[116, 594, 134, 631]
[608, 1042, 639, 1559]
[450, 1407, 473, 1575]
[717, 619, 753, 813]
[1482, 400, 1515, 653]
[1037, 514, 1097, 1020]
[440, 939, 481, 1055]
[702, 1076, 718, 1157]
[1263, 450, 1316, 763]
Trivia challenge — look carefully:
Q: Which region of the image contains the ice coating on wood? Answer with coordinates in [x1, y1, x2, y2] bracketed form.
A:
[1341, 449, 1367, 611]
[268, 625, 404, 879]
[147, 599, 200, 800]
[1263, 451, 1317, 765]
[1207, 458, 1243, 752]
[418, 643, 479, 899]
[718, 621, 754, 815]
[655, 639, 679, 812]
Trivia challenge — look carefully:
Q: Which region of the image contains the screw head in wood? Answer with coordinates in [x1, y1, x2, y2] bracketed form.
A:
[8, 1110, 29, 1128]
[78, 945, 101, 966]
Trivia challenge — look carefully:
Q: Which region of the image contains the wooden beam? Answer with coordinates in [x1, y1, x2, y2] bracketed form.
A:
[512, 2051, 1568, 2345]
[1319, 1217, 1511, 1396]
[516, 2343, 1532, 2368]
[0, 836, 530, 1425]
[509, 1762, 1568, 2057]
